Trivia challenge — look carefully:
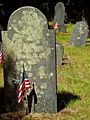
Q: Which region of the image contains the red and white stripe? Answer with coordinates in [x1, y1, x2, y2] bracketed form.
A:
[24, 78, 31, 90]
[18, 81, 24, 103]
[18, 78, 31, 103]
[0, 51, 3, 64]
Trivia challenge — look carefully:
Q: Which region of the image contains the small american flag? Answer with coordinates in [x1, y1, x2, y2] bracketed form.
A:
[53, 22, 59, 30]
[0, 51, 3, 64]
[0, 43, 3, 64]
[18, 78, 24, 103]
[18, 65, 31, 103]
[24, 77, 31, 90]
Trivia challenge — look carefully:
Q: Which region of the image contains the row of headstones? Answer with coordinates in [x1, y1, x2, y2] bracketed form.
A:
[53, 1, 88, 65]
[54, 2, 89, 66]
[54, 2, 89, 47]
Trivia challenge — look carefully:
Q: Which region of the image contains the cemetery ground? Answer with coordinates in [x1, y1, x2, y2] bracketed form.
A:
[0, 23, 90, 120]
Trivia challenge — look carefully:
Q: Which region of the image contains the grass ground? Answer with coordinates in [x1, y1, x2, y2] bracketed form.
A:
[0, 23, 90, 120]
[57, 46, 90, 119]
[56, 23, 90, 119]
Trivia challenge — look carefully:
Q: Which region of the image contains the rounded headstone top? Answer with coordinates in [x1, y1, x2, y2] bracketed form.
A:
[75, 21, 88, 28]
[54, 2, 65, 25]
[55, 2, 65, 8]
[7, 6, 48, 40]
[72, 21, 89, 35]
[70, 21, 89, 46]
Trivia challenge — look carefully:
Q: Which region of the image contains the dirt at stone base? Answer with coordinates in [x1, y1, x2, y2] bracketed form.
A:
[0, 112, 25, 120]
[0, 109, 75, 120]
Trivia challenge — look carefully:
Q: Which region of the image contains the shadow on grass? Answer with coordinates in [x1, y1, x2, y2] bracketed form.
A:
[86, 41, 90, 46]
[62, 57, 68, 65]
[62, 62, 68, 65]
[57, 91, 81, 112]
[63, 57, 68, 61]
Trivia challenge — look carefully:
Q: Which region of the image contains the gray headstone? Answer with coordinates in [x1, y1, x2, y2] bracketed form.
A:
[70, 21, 89, 46]
[2, 6, 57, 113]
[54, 2, 66, 32]
[56, 43, 64, 66]
[0, 43, 4, 88]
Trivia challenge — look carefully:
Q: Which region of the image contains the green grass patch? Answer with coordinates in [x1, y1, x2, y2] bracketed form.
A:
[56, 23, 90, 119]
[56, 22, 74, 46]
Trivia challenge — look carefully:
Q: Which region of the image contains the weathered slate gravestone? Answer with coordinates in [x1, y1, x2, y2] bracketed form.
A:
[54, 2, 66, 32]
[2, 6, 57, 113]
[56, 43, 64, 66]
[70, 21, 89, 46]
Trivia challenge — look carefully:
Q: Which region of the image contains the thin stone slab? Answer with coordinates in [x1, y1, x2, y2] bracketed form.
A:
[2, 6, 57, 113]
[70, 21, 89, 46]
[0, 43, 4, 88]
[56, 43, 64, 66]
[54, 2, 66, 32]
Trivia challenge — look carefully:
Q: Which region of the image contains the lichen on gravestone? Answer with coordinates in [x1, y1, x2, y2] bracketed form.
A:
[2, 6, 57, 113]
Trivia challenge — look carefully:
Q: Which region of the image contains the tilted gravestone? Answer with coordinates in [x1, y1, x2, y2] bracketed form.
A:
[70, 21, 89, 46]
[54, 2, 66, 32]
[56, 43, 64, 66]
[2, 6, 57, 113]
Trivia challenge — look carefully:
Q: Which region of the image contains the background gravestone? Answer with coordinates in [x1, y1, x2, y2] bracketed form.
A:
[70, 21, 89, 46]
[56, 43, 64, 66]
[2, 6, 57, 113]
[82, 10, 86, 22]
[54, 2, 66, 32]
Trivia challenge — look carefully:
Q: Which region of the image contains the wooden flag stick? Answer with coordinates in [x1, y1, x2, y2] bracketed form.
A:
[25, 89, 29, 115]
[23, 64, 29, 114]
